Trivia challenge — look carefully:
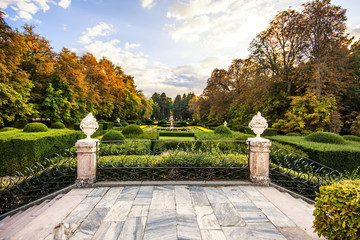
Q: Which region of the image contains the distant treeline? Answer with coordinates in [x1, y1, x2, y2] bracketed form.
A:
[189, 0, 360, 135]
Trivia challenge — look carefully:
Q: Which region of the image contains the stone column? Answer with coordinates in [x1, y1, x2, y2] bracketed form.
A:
[75, 139, 99, 187]
[247, 139, 271, 185]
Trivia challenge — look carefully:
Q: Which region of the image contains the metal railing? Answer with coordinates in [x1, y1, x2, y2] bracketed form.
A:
[97, 140, 249, 181]
[269, 143, 352, 199]
[0, 146, 77, 217]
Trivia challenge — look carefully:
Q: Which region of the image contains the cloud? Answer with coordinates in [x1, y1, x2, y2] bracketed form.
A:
[79, 22, 115, 44]
[125, 42, 141, 50]
[140, 0, 157, 9]
[0, 0, 71, 21]
[79, 32, 213, 98]
[58, 0, 71, 9]
[166, 0, 301, 53]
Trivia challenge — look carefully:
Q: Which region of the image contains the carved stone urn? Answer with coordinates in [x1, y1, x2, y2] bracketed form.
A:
[248, 112, 268, 140]
[80, 113, 99, 140]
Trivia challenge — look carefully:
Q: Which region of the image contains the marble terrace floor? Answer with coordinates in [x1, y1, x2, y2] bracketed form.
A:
[0, 181, 322, 240]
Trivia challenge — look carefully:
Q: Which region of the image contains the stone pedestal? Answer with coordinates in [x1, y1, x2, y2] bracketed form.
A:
[75, 139, 99, 187]
[247, 139, 271, 186]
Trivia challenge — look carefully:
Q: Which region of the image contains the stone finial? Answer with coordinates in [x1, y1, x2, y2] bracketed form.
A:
[116, 117, 120, 123]
[224, 121, 227, 126]
[249, 112, 268, 140]
[80, 112, 99, 140]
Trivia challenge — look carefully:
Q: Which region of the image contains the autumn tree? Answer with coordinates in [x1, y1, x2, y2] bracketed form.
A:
[0, 11, 32, 126]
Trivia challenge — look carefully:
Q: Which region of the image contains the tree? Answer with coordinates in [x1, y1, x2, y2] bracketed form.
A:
[302, 0, 351, 98]
[0, 11, 32, 126]
[250, 9, 306, 94]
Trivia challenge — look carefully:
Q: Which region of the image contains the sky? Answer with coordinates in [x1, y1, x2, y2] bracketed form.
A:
[1, 0, 360, 99]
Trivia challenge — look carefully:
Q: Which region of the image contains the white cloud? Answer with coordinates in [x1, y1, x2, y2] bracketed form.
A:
[140, 0, 157, 9]
[0, 0, 71, 21]
[58, 0, 71, 9]
[125, 42, 141, 50]
[166, 0, 301, 53]
[79, 22, 115, 44]
[79, 31, 212, 97]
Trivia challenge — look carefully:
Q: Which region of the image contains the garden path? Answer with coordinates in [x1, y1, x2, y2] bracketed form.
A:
[0, 181, 323, 240]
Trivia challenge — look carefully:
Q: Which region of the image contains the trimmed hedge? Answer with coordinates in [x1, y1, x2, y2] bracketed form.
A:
[159, 132, 195, 137]
[195, 132, 253, 140]
[51, 121, 66, 129]
[101, 130, 125, 141]
[305, 132, 345, 144]
[120, 120, 129, 126]
[343, 135, 360, 142]
[313, 180, 360, 239]
[23, 122, 48, 132]
[268, 136, 360, 172]
[122, 125, 143, 136]
[0, 127, 17, 132]
[0, 129, 84, 175]
[101, 122, 114, 130]
[214, 125, 232, 135]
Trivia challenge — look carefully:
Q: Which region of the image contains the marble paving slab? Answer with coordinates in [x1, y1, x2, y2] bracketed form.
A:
[143, 210, 177, 240]
[118, 217, 146, 240]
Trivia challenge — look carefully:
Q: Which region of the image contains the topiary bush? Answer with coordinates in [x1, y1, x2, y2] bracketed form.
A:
[101, 130, 125, 141]
[304, 132, 345, 144]
[51, 121, 66, 129]
[0, 127, 17, 132]
[120, 120, 129, 127]
[214, 125, 232, 136]
[122, 124, 143, 137]
[343, 135, 360, 142]
[23, 123, 48, 132]
[286, 132, 301, 136]
[313, 180, 360, 239]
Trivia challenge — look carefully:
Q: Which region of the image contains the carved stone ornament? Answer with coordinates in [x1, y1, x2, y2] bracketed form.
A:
[224, 121, 227, 126]
[249, 112, 268, 140]
[80, 113, 99, 140]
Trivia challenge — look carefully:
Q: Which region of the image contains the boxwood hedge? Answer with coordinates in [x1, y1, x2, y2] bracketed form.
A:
[0, 129, 84, 175]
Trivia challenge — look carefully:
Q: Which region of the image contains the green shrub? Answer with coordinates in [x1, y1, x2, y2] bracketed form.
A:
[268, 135, 360, 172]
[122, 124, 143, 137]
[101, 130, 125, 141]
[74, 123, 81, 130]
[101, 122, 114, 130]
[0, 127, 17, 132]
[262, 128, 277, 137]
[125, 132, 159, 140]
[175, 121, 187, 127]
[159, 132, 195, 137]
[114, 122, 122, 127]
[144, 119, 154, 125]
[214, 125, 232, 136]
[113, 127, 123, 131]
[51, 121, 66, 129]
[286, 132, 301, 136]
[157, 120, 168, 127]
[127, 120, 138, 125]
[23, 123, 48, 132]
[120, 120, 128, 126]
[305, 132, 345, 144]
[343, 135, 360, 142]
[313, 180, 360, 239]
[0, 129, 84, 175]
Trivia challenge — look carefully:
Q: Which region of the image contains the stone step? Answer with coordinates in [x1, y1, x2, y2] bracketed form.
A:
[256, 186, 323, 240]
[0, 210, 24, 230]
[10, 188, 92, 240]
[282, 192, 315, 215]
[0, 205, 42, 239]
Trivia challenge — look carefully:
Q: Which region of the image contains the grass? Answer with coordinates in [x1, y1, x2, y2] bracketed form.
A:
[159, 136, 195, 140]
